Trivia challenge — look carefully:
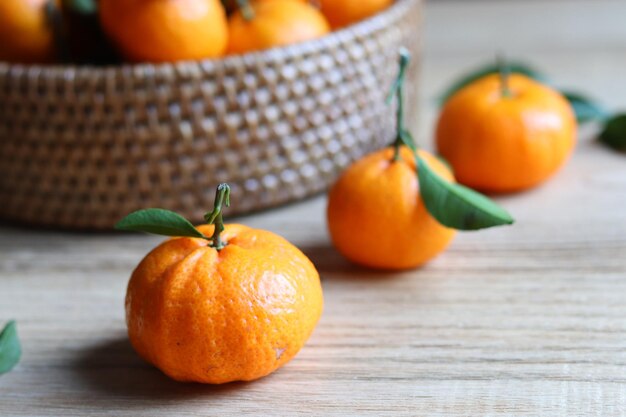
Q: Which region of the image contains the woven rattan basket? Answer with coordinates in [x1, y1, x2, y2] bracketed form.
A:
[0, 0, 421, 229]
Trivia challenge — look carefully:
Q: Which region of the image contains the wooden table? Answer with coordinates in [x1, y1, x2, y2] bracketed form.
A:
[2, 1, 626, 415]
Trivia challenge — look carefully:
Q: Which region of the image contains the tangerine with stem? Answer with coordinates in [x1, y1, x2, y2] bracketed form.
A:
[436, 59, 577, 193]
[327, 51, 456, 270]
[119, 184, 323, 384]
[227, 0, 330, 55]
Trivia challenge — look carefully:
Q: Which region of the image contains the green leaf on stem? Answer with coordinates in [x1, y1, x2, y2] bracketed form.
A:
[115, 209, 207, 239]
[561, 90, 610, 124]
[599, 114, 626, 152]
[0, 321, 21, 375]
[439, 61, 546, 105]
[416, 155, 515, 230]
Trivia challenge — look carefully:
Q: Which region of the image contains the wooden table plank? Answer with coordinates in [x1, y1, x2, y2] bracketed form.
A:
[2, 1, 626, 415]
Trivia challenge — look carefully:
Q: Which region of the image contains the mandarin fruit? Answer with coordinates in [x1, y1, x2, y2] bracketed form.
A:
[319, 0, 393, 29]
[227, 0, 330, 55]
[436, 73, 577, 193]
[120, 185, 323, 384]
[327, 50, 457, 270]
[99, 0, 228, 63]
[0, 0, 57, 63]
[327, 147, 456, 270]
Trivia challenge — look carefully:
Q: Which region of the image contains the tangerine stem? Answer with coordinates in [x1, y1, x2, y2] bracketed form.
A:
[236, 0, 255, 21]
[204, 183, 231, 250]
[387, 48, 414, 161]
[497, 54, 512, 98]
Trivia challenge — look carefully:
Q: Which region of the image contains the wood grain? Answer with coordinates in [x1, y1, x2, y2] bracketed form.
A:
[2, 0, 626, 415]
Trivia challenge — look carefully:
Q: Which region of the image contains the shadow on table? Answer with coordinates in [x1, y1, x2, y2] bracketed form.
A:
[72, 337, 248, 400]
[299, 242, 421, 280]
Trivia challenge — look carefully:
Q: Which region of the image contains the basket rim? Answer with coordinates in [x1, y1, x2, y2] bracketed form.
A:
[0, 0, 419, 76]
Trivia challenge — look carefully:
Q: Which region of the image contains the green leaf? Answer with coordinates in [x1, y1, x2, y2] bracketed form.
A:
[63, 0, 98, 14]
[416, 155, 515, 230]
[115, 209, 207, 239]
[0, 321, 21, 375]
[599, 114, 626, 152]
[561, 90, 610, 124]
[439, 61, 546, 105]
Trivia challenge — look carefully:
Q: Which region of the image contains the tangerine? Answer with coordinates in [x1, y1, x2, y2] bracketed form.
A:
[327, 147, 456, 270]
[0, 0, 57, 63]
[99, 0, 228, 63]
[122, 186, 323, 384]
[436, 73, 577, 193]
[319, 0, 393, 29]
[227, 0, 330, 55]
[327, 50, 457, 270]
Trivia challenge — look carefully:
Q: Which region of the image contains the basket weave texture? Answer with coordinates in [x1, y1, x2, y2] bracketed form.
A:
[0, 0, 421, 229]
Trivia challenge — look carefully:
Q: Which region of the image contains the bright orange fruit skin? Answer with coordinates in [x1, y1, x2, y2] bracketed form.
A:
[126, 224, 323, 384]
[327, 147, 456, 270]
[436, 74, 577, 193]
[99, 0, 228, 63]
[227, 0, 330, 55]
[0, 0, 56, 63]
[319, 0, 393, 29]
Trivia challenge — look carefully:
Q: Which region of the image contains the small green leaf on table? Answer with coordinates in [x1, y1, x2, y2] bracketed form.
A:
[561, 90, 610, 124]
[115, 209, 208, 239]
[439, 61, 545, 105]
[0, 321, 21, 375]
[416, 155, 515, 230]
[599, 114, 626, 152]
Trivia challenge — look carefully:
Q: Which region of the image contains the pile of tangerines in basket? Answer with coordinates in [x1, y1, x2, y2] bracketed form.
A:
[0, 0, 393, 64]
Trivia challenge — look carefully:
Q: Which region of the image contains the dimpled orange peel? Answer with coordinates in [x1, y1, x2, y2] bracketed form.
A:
[116, 184, 323, 384]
